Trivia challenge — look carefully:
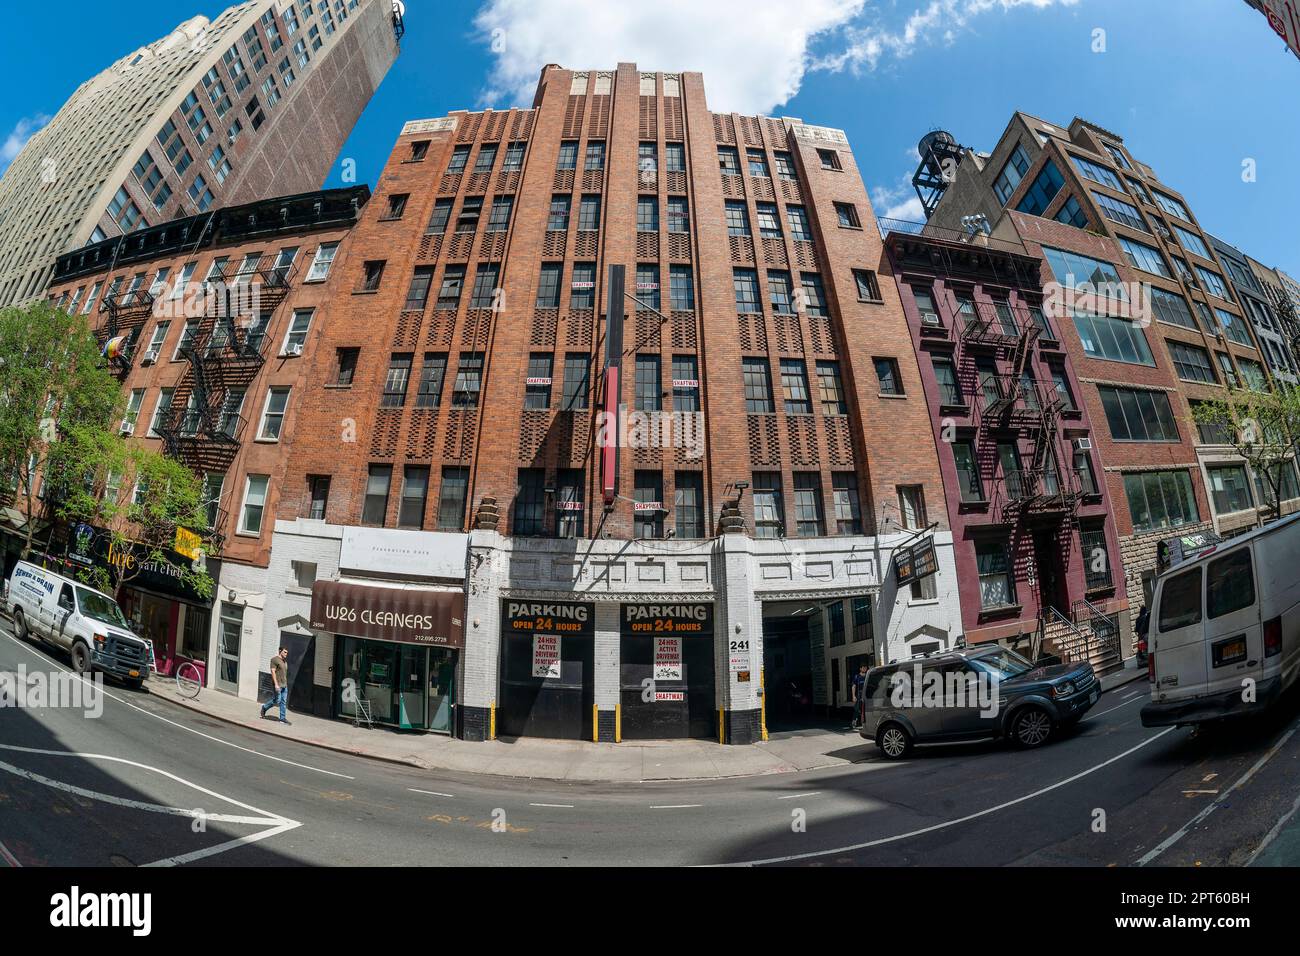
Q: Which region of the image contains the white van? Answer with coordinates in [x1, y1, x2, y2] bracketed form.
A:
[6, 560, 151, 688]
[1141, 514, 1300, 727]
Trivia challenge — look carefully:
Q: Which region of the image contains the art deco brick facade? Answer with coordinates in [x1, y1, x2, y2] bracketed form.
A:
[277, 64, 948, 551]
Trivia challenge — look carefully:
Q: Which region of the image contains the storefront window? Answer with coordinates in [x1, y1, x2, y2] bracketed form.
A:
[180, 606, 211, 660]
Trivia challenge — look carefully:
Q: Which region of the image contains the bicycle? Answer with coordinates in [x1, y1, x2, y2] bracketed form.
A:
[176, 660, 203, 699]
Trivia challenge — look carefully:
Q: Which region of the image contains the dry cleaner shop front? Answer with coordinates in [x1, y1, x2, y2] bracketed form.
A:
[311, 579, 464, 733]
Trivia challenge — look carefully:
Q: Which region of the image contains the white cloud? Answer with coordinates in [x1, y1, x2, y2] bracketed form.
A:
[872, 174, 925, 222]
[474, 0, 865, 115]
[474, 0, 1082, 114]
[0, 115, 50, 171]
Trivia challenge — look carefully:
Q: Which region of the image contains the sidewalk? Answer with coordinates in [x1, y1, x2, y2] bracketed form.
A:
[144, 658, 1148, 784]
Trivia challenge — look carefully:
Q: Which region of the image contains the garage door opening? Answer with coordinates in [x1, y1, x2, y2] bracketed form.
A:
[762, 601, 823, 731]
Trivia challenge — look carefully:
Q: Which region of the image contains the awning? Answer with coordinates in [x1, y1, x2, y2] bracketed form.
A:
[310, 579, 465, 648]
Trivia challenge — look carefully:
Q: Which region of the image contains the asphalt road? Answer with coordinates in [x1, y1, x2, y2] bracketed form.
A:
[2, 614, 1299, 868]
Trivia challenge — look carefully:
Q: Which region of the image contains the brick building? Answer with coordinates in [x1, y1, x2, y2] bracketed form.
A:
[882, 216, 1124, 670]
[41, 186, 370, 699]
[921, 114, 1295, 621]
[264, 64, 960, 744]
[0, 0, 400, 308]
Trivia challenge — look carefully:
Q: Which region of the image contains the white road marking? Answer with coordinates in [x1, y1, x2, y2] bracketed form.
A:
[1091, 695, 1146, 719]
[722, 728, 1177, 866]
[777, 791, 821, 800]
[651, 804, 703, 809]
[1136, 723, 1299, 867]
[1247, 781, 1300, 865]
[0, 742, 301, 867]
[0, 840, 20, 867]
[2, 629, 353, 780]
[1181, 789, 1219, 796]
[529, 802, 575, 808]
[408, 788, 455, 798]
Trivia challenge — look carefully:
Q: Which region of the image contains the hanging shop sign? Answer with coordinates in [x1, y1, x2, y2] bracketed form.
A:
[503, 600, 595, 637]
[894, 537, 939, 587]
[68, 525, 218, 606]
[311, 579, 465, 647]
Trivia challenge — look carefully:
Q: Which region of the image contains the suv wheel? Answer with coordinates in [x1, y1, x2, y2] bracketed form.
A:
[71, 641, 91, 675]
[1012, 706, 1054, 748]
[12, 608, 28, 641]
[877, 722, 913, 760]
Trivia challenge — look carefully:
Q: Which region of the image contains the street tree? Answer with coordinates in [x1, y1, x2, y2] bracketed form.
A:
[1191, 382, 1300, 524]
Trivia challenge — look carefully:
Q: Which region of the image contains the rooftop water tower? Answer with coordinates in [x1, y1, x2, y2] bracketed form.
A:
[911, 129, 966, 220]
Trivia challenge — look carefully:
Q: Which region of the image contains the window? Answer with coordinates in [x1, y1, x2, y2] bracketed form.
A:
[381, 192, 409, 221]
[633, 472, 665, 538]
[628, 195, 657, 234]
[1216, 351, 1240, 388]
[308, 475, 330, 520]
[953, 440, 983, 502]
[817, 361, 846, 415]
[752, 472, 785, 538]
[562, 354, 590, 410]
[359, 260, 385, 292]
[108, 187, 144, 231]
[258, 387, 290, 440]
[578, 194, 601, 230]
[724, 201, 750, 237]
[1191, 401, 1233, 445]
[453, 353, 483, 406]
[635, 355, 661, 411]
[1238, 358, 1268, 391]
[547, 195, 570, 231]
[456, 196, 482, 233]
[239, 475, 270, 535]
[801, 273, 828, 316]
[768, 271, 793, 314]
[565, 262, 594, 310]
[470, 264, 500, 308]
[665, 143, 685, 172]
[977, 541, 1016, 609]
[835, 202, 861, 228]
[474, 144, 498, 172]
[504, 142, 525, 170]
[148, 388, 174, 437]
[742, 358, 774, 413]
[1254, 462, 1300, 510]
[1042, 247, 1126, 299]
[1207, 464, 1254, 515]
[1099, 386, 1179, 441]
[638, 141, 658, 175]
[775, 151, 797, 180]
[1054, 195, 1089, 229]
[1071, 155, 1122, 189]
[1169, 341, 1217, 383]
[360, 466, 393, 526]
[557, 141, 577, 170]
[874, 357, 903, 395]
[1194, 266, 1230, 301]
[635, 264, 660, 311]
[832, 474, 863, 534]
[665, 196, 689, 234]
[672, 356, 699, 412]
[1080, 521, 1112, 589]
[933, 357, 962, 405]
[787, 205, 811, 241]
[415, 353, 447, 408]
[780, 360, 812, 414]
[1149, 287, 1197, 329]
[1214, 308, 1252, 346]
[854, 269, 881, 302]
[426, 198, 453, 234]
[403, 266, 434, 310]
[437, 265, 465, 309]
[1158, 566, 1202, 632]
[486, 196, 513, 232]
[898, 485, 927, 530]
[553, 469, 584, 539]
[381, 354, 413, 408]
[1014, 160, 1064, 217]
[734, 268, 761, 313]
[993, 144, 1032, 204]
[1118, 237, 1169, 277]
[1093, 191, 1148, 231]
[446, 145, 470, 173]
[124, 389, 145, 425]
[755, 202, 780, 238]
[718, 146, 740, 175]
[674, 472, 704, 539]
[792, 473, 825, 536]
[396, 466, 430, 529]
[817, 149, 841, 170]
[437, 467, 469, 530]
[1075, 444, 1099, 495]
[535, 263, 562, 308]
[747, 149, 770, 178]
[1123, 470, 1199, 533]
[1207, 549, 1255, 620]
[668, 265, 694, 310]
[1072, 310, 1154, 364]
[524, 353, 553, 409]
[1173, 225, 1210, 259]
[306, 242, 338, 281]
[584, 141, 605, 171]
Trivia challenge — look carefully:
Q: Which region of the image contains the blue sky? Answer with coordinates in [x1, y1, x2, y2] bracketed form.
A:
[2, 0, 1297, 275]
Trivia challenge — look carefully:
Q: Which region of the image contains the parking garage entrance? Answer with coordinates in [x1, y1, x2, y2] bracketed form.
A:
[761, 600, 825, 730]
[619, 602, 716, 740]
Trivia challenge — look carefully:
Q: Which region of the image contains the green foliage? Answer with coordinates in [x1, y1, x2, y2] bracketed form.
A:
[1191, 384, 1300, 522]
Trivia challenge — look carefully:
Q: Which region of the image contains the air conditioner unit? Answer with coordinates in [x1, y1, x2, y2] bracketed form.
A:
[1074, 437, 1093, 451]
[285, 342, 304, 356]
[141, 348, 159, 365]
[119, 420, 135, 436]
[921, 312, 942, 327]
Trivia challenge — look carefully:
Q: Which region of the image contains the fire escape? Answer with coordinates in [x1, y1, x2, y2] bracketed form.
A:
[152, 254, 295, 544]
[97, 284, 156, 379]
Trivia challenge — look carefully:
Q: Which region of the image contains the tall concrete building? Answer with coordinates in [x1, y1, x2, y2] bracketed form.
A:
[1209, 234, 1298, 386]
[919, 114, 1296, 617]
[0, 0, 402, 308]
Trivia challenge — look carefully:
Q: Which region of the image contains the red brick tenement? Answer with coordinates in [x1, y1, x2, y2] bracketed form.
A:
[279, 64, 947, 551]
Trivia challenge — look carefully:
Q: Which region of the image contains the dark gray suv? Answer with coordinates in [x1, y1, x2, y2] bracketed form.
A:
[858, 646, 1100, 759]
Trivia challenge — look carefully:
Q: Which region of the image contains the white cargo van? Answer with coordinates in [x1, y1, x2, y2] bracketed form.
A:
[1141, 514, 1300, 727]
[6, 560, 151, 687]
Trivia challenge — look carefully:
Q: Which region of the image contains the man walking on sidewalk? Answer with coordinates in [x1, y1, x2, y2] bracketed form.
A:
[850, 664, 869, 730]
[260, 648, 290, 724]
